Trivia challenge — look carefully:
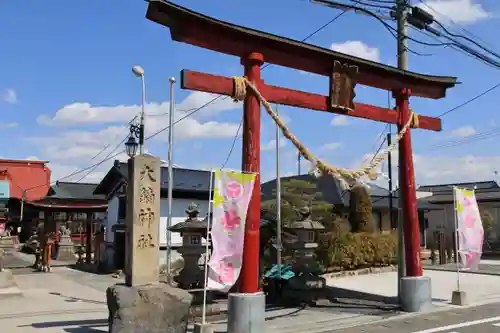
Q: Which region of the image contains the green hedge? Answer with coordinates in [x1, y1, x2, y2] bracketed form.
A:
[317, 231, 397, 270]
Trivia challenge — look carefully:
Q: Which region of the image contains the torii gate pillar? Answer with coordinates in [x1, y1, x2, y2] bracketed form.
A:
[239, 52, 264, 294]
[223, 52, 267, 333]
[397, 88, 432, 312]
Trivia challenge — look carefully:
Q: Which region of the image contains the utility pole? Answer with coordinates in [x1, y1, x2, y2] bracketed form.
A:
[387, 133, 393, 229]
[297, 152, 301, 175]
[166, 77, 176, 283]
[396, 0, 408, 303]
[275, 105, 283, 279]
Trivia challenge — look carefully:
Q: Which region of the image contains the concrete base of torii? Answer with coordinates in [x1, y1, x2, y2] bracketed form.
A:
[227, 292, 265, 333]
[400, 276, 432, 312]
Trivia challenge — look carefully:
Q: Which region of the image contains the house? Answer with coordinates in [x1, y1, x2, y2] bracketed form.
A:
[261, 174, 436, 246]
[417, 181, 500, 249]
[93, 160, 212, 270]
[0, 159, 51, 238]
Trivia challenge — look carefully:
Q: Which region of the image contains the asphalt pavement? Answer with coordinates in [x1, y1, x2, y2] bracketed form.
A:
[339, 302, 500, 333]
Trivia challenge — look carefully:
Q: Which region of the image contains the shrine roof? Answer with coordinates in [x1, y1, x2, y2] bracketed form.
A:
[27, 182, 107, 210]
[146, 0, 457, 99]
[48, 182, 106, 201]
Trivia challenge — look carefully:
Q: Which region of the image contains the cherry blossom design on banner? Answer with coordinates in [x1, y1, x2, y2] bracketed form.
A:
[206, 170, 257, 292]
[216, 262, 235, 284]
[454, 187, 484, 271]
[221, 207, 242, 232]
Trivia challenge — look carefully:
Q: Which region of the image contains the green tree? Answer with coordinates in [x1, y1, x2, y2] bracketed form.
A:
[349, 182, 374, 232]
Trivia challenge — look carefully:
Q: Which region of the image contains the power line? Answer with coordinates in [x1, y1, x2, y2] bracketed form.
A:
[427, 127, 500, 152]
[75, 135, 129, 183]
[437, 82, 500, 118]
[342, 0, 500, 68]
[24, 150, 125, 195]
[414, 0, 498, 55]
[220, 119, 243, 169]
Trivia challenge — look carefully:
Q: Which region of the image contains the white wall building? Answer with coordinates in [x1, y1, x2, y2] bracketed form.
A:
[418, 181, 500, 249]
[105, 195, 209, 246]
[94, 160, 212, 270]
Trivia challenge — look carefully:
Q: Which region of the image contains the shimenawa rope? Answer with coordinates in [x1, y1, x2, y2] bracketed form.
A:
[232, 76, 418, 185]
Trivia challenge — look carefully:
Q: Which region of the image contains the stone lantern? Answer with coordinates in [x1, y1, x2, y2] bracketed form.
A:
[168, 203, 207, 289]
[283, 206, 326, 300]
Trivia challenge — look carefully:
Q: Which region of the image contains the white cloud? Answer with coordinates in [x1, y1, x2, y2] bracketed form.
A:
[3, 89, 17, 104]
[33, 94, 241, 156]
[359, 150, 500, 187]
[331, 115, 349, 127]
[330, 41, 380, 62]
[450, 125, 476, 137]
[0, 122, 17, 129]
[418, 0, 490, 24]
[29, 92, 244, 183]
[37, 91, 239, 127]
[261, 139, 287, 152]
[319, 142, 342, 151]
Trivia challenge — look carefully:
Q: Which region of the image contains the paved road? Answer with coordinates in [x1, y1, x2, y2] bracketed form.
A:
[339, 302, 500, 333]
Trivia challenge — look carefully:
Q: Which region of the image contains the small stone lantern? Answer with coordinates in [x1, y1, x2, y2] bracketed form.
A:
[284, 206, 326, 294]
[168, 203, 207, 289]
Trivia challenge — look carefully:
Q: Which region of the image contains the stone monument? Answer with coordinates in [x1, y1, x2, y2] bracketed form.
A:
[0, 249, 22, 298]
[106, 154, 193, 333]
[57, 225, 75, 261]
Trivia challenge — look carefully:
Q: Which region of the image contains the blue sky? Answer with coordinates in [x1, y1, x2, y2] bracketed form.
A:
[1, 0, 500, 186]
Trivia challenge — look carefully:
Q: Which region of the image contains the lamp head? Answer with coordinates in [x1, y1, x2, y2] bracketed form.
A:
[125, 136, 138, 158]
[132, 65, 145, 77]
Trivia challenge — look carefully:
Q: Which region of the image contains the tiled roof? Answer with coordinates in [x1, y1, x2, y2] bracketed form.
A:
[94, 160, 212, 196]
[48, 182, 106, 200]
[417, 181, 499, 193]
[262, 175, 435, 210]
[114, 162, 211, 192]
[416, 181, 500, 203]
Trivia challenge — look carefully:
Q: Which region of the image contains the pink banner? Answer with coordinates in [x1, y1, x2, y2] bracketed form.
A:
[454, 187, 484, 271]
[206, 170, 256, 292]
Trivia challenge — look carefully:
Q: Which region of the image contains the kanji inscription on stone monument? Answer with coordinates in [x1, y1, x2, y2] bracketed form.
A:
[125, 154, 161, 286]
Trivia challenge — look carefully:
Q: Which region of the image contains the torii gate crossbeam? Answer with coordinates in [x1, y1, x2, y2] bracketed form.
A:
[146, 0, 457, 313]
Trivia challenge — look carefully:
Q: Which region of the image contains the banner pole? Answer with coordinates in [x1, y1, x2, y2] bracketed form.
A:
[453, 186, 461, 292]
[202, 170, 215, 325]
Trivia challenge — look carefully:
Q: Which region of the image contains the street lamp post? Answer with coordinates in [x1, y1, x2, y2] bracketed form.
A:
[132, 65, 146, 155]
[166, 77, 176, 282]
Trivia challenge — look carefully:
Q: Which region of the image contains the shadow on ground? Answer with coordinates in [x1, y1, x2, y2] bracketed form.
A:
[269, 285, 402, 317]
[19, 319, 107, 332]
[48, 292, 106, 305]
[67, 263, 119, 276]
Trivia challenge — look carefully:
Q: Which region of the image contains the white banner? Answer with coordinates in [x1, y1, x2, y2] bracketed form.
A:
[206, 170, 256, 292]
[454, 187, 484, 271]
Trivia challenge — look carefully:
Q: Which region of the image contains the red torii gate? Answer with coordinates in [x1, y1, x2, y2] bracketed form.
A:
[146, 1, 457, 295]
